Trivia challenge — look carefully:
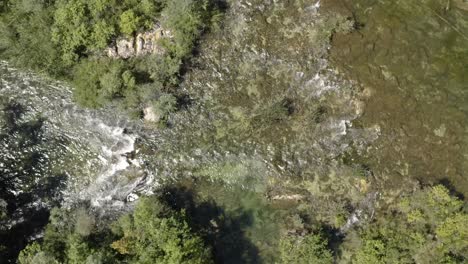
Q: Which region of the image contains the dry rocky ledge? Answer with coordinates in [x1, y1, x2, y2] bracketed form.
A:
[106, 23, 173, 59]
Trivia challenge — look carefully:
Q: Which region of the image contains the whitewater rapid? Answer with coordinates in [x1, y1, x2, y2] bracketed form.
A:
[0, 61, 153, 211]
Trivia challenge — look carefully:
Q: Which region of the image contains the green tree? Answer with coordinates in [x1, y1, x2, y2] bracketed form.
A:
[17, 242, 59, 264]
[91, 20, 115, 49]
[436, 213, 468, 257]
[72, 58, 137, 106]
[119, 10, 140, 35]
[111, 196, 213, 264]
[52, 0, 91, 65]
[99, 60, 125, 99]
[0, 1, 64, 75]
[350, 185, 467, 263]
[162, 0, 204, 59]
[279, 233, 333, 264]
[67, 234, 93, 264]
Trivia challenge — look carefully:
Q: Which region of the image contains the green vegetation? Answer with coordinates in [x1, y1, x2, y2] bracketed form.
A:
[17, 197, 212, 264]
[340, 185, 468, 263]
[0, 0, 223, 118]
[110, 196, 212, 263]
[16, 184, 468, 263]
[150, 92, 178, 122]
[2, 0, 467, 263]
[278, 233, 333, 264]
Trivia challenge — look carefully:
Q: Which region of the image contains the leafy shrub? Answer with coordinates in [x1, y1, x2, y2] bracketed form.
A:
[151, 93, 177, 120]
[119, 10, 140, 36]
[350, 185, 467, 263]
[279, 233, 333, 264]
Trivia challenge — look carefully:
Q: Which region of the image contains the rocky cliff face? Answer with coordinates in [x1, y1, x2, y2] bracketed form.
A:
[106, 23, 172, 59]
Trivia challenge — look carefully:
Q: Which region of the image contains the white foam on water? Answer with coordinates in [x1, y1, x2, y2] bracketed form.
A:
[1, 61, 153, 211]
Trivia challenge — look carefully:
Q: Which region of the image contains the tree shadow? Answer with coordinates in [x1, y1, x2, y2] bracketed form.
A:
[437, 178, 465, 200]
[321, 224, 346, 262]
[175, 93, 193, 110]
[0, 101, 68, 262]
[1, 101, 24, 131]
[133, 70, 152, 84]
[0, 207, 50, 263]
[160, 185, 261, 264]
[0, 172, 67, 262]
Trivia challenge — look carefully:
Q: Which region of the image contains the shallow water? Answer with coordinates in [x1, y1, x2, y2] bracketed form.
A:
[325, 0, 468, 195]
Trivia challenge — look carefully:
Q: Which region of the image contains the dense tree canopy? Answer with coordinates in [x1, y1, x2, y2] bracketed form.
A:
[111, 197, 213, 263]
[0, 0, 223, 120]
[17, 197, 213, 264]
[347, 185, 467, 263]
[278, 233, 333, 264]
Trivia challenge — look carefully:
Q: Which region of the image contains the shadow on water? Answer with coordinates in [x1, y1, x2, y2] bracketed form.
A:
[0, 209, 50, 263]
[0, 172, 67, 262]
[437, 178, 465, 201]
[0, 100, 68, 262]
[1, 101, 24, 132]
[160, 185, 261, 264]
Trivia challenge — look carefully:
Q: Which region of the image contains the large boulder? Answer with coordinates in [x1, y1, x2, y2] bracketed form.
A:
[143, 106, 161, 123]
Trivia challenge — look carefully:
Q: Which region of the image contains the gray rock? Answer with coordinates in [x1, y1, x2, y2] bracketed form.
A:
[106, 23, 172, 59]
[106, 46, 118, 58]
[116, 38, 135, 59]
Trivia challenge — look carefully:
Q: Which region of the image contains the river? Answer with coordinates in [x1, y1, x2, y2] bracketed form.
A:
[0, 2, 375, 259]
[324, 0, 468, 197]
[1, 0, 467, 261]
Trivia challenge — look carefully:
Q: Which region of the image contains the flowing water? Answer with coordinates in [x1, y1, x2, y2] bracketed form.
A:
[0, 3, 378, 252]
[0, 0, 385, 242]
[0, 61, 155, 214]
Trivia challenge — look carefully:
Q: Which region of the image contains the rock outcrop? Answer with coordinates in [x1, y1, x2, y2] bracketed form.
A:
[143, 106, 161, 123]
[106, 23, 172, 59]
